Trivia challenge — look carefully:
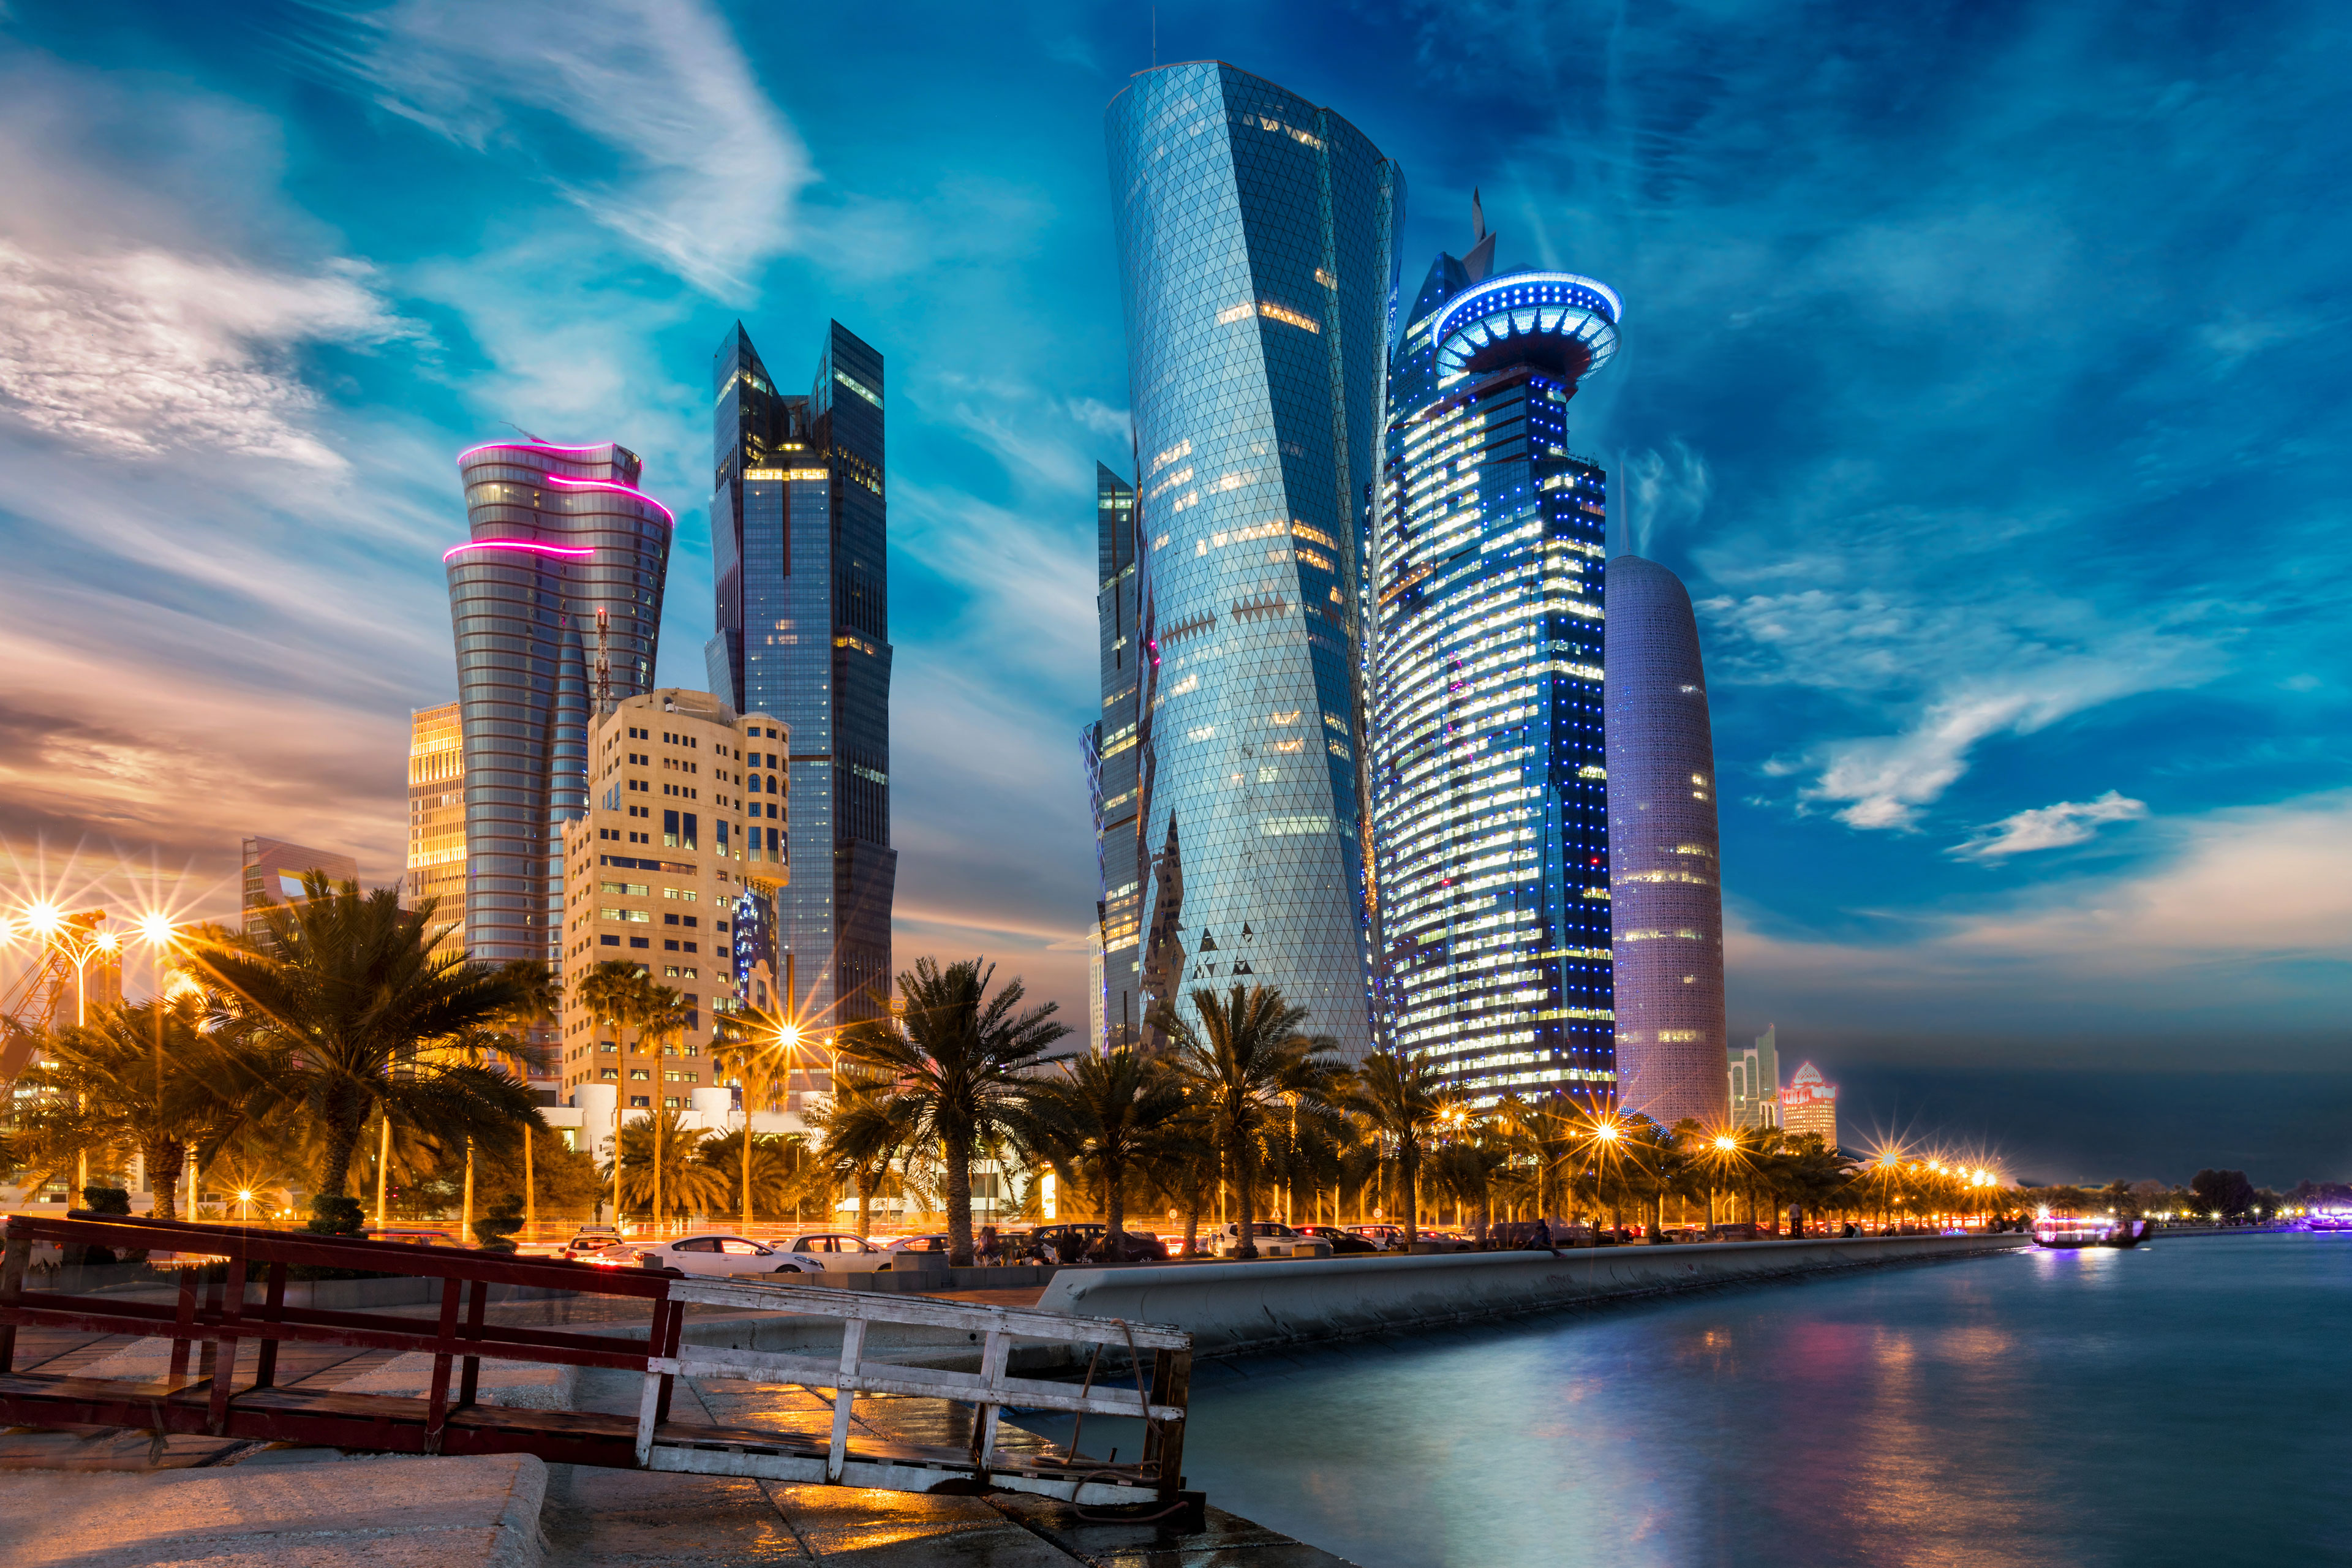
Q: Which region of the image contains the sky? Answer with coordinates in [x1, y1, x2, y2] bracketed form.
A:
[0, 0, 2345, 1183]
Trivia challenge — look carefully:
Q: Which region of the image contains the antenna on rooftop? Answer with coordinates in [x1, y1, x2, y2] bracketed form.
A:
[594, 608, 614, 715]
[504, 420, 548, 444]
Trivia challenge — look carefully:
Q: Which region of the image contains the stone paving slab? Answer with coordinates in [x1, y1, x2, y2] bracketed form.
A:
[0, 1452, 548, 1568]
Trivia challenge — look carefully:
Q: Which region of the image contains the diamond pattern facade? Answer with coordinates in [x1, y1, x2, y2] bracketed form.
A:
[1104, 63, 1401, 1057]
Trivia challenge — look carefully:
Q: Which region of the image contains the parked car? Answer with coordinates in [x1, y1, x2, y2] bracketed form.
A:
[876, 1234, 952, 1268]
[556, 1226, 624, 1259]
[1292, 1225, 1379, 1256]
[771, 1232, 884, 1271]
[590, 1234, 819, 1277]
[1017, 1224, 1169, 1264]
[1208, 1221, 1329, 1259]
[1345, 1224, 1405, 1250]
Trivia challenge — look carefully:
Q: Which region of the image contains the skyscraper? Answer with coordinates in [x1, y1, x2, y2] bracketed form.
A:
[405, 700, 466, 967]
[706, 322, 894, 1031]
[1730, 1023, 1780, 1130]
[1104, 62, 1401, 1057]
[241, 836, 359, 941]
[556, 688, 784, 1110]
[1779, 1061, 1838, 1147]
[1606, 554, 1729, 1126]
[1087, 464, 1142, 1050]
[1366, 211, 1622, 1102]
[446, 440, 670, 967]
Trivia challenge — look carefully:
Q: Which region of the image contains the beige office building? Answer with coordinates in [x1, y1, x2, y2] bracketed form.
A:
[556, 690, 788, 1113]
[405, 701, 468, 965]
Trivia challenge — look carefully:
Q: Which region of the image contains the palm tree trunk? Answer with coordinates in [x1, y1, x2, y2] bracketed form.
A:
[1648, 1186, 1665, 1244]
[1102, 1156, 1124, 1253]
[1401, 1143, 1420, 1245]
[944, 1126, 976, 1266]
[742, 1119, 754, 1234]
[143, 1138, 181, 1222]
[856, 1170, 873, 1242]
[1234, 1138, 1257, 1259]
[654, 1112, 664, 1232]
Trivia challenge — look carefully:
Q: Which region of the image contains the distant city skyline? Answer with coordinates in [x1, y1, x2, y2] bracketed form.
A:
[3, 4, 2350, 1180]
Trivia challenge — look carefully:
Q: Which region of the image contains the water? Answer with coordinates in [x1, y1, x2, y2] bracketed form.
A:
[1015, 1235, 2352, 1566]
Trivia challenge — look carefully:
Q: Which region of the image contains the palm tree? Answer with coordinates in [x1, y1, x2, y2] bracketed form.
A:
[188, 876, 538, 1234]
[1344, 1047, 1446, 1244]
[815, 1066, 919, 1243]
[710, 1005, 811, 1232]
[835, 957, 1070, 1265]
[1022, 1047, 1186, 1253]
[635, 985, 690, 1227]
[1155, 984, 1341, 1259]
[698, 1127, 826, 1227]
[604, 1109, 731, 1219]
[574, 960, 655, 1218]
[27, 997, 271, 1219]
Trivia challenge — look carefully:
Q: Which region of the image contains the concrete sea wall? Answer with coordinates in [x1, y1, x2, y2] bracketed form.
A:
[1036, 1234, 2030, 1356]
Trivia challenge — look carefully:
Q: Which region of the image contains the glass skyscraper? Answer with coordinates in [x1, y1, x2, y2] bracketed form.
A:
[1607, 552, 1730, 1126]
[1366, 217, 1623, 1103]
[1104, 63, 1401, 1058]
[446, 441, 669, 967]
[1086, 463, 1143, 1049]
[707, 321, 894, 1034]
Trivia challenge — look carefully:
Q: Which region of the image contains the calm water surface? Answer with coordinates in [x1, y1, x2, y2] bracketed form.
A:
[1017, 1234, 2351, 1567]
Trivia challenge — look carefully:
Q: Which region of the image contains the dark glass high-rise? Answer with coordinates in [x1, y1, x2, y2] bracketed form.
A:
[707, 322, 894, 1036]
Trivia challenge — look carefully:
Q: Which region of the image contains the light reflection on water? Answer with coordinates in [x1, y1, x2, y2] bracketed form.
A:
[1014, 1235, 2352, 1567]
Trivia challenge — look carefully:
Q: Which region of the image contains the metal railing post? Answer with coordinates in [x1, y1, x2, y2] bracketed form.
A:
[824, 1318, 867, 1483]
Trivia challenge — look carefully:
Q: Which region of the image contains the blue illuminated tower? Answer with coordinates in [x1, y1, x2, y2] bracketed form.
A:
[1366, 207, 1622, 1102]
[1104, 63, 1402, 1058]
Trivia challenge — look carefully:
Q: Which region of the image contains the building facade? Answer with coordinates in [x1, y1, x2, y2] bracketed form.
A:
[1605, 554, 1730, 1127]
[706, 322, 894, 1035]
[1367, 220, 1622, 1102]
[405, 701, 466, 966]
[241, 836, 359, 940]
[1779, 1060, 1838, 1147]
[1729, 1023, 1781, 1130]
[445, 441, 671, 967]
[556, 690, 788, 1110]
[1087, 463, 1144, 1050]
[1104, 62, 1401, 1058]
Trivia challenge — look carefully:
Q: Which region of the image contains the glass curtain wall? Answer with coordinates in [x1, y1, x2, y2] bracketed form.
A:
[1104, 62, 1401, 1059]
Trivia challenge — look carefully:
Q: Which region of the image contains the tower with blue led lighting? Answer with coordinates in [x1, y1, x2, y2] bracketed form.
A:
[445, 440, 671, 966]
[1104, 62, 1402, 1059]
[1366, 207, 1621, 1102]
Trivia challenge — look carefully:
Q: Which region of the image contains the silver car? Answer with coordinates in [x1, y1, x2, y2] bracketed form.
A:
[597, 1234, 820, 1277]
[772, 1232, 884, 1272]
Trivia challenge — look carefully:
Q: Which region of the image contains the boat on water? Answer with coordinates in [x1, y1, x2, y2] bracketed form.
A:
[2304, 1210, 2352, 1233]
[2034, 1215, 2152, 1250]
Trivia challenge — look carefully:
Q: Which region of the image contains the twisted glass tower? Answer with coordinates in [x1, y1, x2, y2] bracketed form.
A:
[446, 441, 669, 965]
[1104, 63, 1401, 1057]
[1606, 554, 1729, 1126]
[1367, 221, 1622, 1102]
[707, 322, 895, 1031]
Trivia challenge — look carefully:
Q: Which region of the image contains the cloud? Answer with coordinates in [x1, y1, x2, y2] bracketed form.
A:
[298, 0, 812, 295]
[1950, 790, 2148, 861]
[1619, 440, 1709, 557]
[1704, 583, 2229, 829]
[0, 241, 404, 467]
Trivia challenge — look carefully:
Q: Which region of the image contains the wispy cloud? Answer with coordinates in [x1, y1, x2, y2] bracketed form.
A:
[296, 0, 812, 295]
[1951, 791, 2148, 861]
[0, 241, 403, 466]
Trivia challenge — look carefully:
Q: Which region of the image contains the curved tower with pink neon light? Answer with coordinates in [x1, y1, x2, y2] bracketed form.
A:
[446, 440, 671, 965]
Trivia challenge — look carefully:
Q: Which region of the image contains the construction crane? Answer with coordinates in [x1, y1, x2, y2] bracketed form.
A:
[0, 910, 119, 1083]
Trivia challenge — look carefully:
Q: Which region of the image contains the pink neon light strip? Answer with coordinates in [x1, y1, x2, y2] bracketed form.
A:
[442, 540, 597, 563]
[542, 475, 676, 527]
[455, 440, 620, 464]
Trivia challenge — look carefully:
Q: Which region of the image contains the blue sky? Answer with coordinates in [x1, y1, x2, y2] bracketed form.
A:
[0, 1, 2346, 1180]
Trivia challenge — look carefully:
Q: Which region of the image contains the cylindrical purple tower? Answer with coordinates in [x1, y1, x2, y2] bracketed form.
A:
[445, 441, 670, 966]
[1604, 554, 1729, 1127]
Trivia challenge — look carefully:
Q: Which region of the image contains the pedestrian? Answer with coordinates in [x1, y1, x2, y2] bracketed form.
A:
[977, 1225, 1000, 1265]
[1532, 1216, 1562, 1257]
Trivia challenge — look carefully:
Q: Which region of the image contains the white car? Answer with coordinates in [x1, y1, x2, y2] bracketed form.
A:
[771, 1232, 884, 1272]
[592, 1234, 820, 1277]
[876, 1234, 951, 1261]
